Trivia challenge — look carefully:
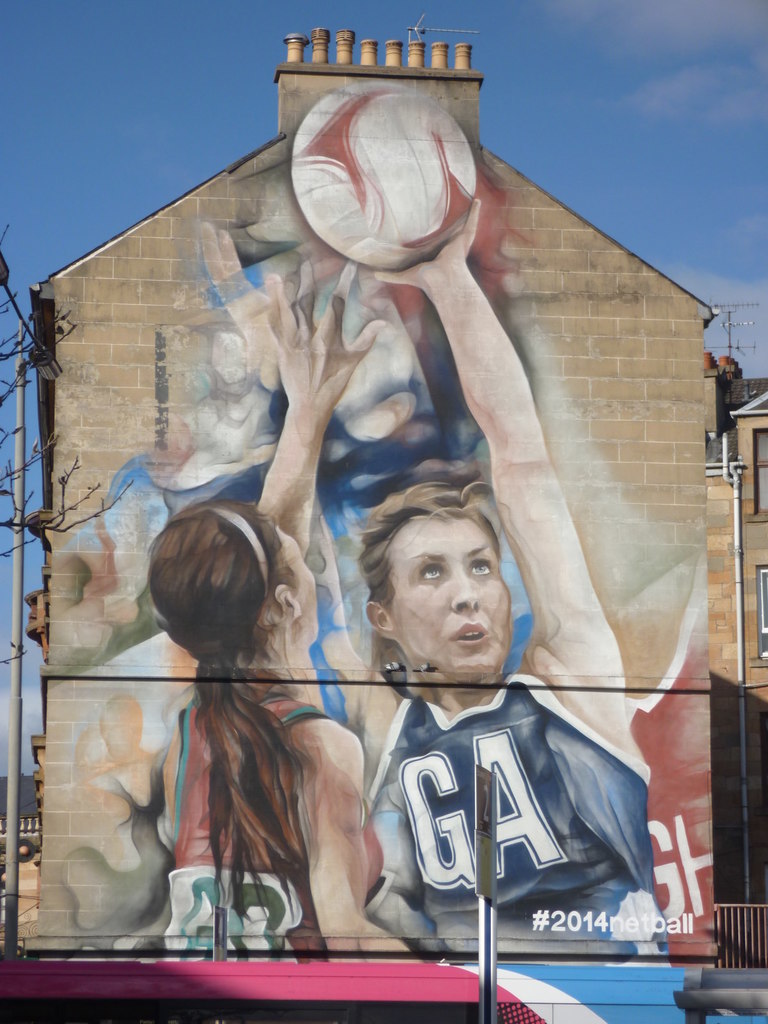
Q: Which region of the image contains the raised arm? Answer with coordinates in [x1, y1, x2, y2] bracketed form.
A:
[203, 225, 384, 555]
[378, 203, 636, 753]
[259, 262, 384, 554]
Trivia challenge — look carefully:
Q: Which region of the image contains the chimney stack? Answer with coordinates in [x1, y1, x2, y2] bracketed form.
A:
[280, 28, 479, 75]
[275, 27, 483, 144]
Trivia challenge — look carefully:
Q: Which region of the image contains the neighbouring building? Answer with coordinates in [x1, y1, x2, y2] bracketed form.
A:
[0, 774, 42, 950]
[2, 27, 722, 1023]
[706, 354, 768, 911]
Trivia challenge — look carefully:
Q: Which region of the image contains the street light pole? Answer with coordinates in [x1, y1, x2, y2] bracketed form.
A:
[4, 320, 27, 961]
[475, 765, 497, 1024]
[0, 247, 60, 960]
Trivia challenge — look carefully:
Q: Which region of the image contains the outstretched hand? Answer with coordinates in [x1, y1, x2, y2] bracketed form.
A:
[257, 260, 387, 556]
[266, 260, 387, 416]
[375, 198, 481, 297]
[201, 225, 386, 408]
[200, 222, 272, 325]
[200, 222, 283, 389]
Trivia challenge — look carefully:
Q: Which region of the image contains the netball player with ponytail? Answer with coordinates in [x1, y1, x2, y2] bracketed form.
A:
[149, 256, 396, 952]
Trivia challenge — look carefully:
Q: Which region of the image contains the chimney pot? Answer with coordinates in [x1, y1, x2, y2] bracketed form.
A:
[310, 27, 330, 63]
[283, 32, 309, 63]
[336, 29, 355, 64]
[454, 42, 472, 70]
[408, 40, 426, 68]
[431, 41, 449, 69]
[703, 351, 717, 369]
[385, 39, 403, 67]
[360, 39, 378, 65]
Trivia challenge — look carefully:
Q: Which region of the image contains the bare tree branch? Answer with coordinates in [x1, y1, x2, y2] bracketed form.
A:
[0, 640, 25, 667]
[0, 264, 131, 661]
[30, 453, 131, 535]
[47, 480, 132, 534]
[0, 436, 130, 553]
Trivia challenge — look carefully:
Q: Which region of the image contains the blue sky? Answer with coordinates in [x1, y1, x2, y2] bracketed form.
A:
[1, 0, 767, 772]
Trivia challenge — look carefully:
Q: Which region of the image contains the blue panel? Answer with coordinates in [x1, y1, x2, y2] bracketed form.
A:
[493, 964, 687, 1024]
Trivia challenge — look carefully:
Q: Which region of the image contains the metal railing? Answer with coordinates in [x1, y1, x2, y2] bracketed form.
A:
[716, 904, 768, 967]
[0, 814, 40, 838]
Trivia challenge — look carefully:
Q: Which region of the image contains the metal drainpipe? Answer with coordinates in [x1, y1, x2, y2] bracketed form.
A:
[724, 434, 750, 901]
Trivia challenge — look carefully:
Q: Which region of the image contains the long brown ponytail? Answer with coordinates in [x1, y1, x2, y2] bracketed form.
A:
[149, 501, 313, 919]
[195, 677, 310, 918]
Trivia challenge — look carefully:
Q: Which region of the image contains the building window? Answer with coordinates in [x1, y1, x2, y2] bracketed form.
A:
[762, 713, 768, 806]
[755, 430, 768, 512]
[758, 566, 768, 658]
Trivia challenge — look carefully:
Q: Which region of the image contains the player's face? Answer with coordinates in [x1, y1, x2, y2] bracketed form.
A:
[368, 516, 512, 683]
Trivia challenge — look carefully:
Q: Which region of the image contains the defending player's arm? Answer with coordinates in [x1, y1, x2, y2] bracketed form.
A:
[260, 263, 385, 556]
[202, 225, 386, 557]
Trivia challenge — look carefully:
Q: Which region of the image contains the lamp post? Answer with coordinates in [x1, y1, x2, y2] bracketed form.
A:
[4, 318, 27, 961]
[0, 248, 60, 960]
[475, 765, 497, 1024]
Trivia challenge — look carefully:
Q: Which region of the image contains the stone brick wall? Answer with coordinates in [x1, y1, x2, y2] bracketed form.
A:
[34, 58, 712, 955]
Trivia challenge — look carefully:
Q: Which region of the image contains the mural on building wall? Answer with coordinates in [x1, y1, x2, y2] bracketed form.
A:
[54, 81, 711, 957]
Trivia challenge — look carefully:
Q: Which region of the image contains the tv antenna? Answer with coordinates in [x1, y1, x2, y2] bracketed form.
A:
[407, 13, 479, 43]
[711, 301, 759, 361]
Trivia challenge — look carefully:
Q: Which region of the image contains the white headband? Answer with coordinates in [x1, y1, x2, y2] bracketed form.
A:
[212, 508, 270, 587]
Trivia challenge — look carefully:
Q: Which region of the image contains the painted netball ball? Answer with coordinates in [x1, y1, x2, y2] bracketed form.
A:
[291, 83, 476, 270]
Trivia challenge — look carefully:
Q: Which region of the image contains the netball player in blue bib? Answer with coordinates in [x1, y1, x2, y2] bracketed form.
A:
[358, 202, 665, 953]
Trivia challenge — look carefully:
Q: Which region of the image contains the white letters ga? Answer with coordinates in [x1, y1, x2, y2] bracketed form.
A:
[399, 728, 566, 889]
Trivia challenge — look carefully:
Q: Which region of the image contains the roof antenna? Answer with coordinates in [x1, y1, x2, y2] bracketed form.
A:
[711, 301, 760, 362]
[407, 12, 479, 43]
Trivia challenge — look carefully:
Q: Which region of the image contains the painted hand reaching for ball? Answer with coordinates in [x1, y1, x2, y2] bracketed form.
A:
[374, 198, 481, 299]
[265, 260, 387, 418]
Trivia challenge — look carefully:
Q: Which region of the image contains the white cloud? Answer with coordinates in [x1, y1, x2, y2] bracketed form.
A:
[544, 0, 768, 56]
[723, 214, 768, 269]
[544, 0, 768, 124]
[625, 63, 768, 123]
[625, 65, 715, 118]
